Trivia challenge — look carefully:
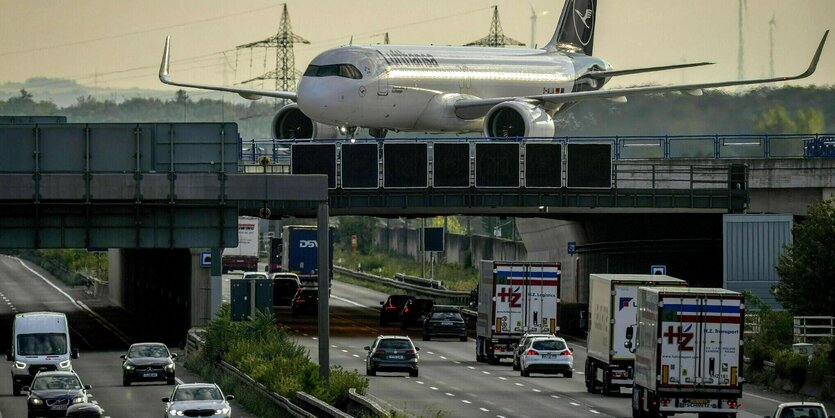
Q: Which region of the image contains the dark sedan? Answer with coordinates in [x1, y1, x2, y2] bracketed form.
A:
[24, 371, 91, 418]
[121, 342, 177, 386]
[423, 306, 468, 341]
[365, 335, 420, 377]
[291, 288, 319, 316]
[379, 295, 414, 326]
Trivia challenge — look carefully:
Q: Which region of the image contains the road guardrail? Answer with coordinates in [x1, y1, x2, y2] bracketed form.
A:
[334, 265, 471, 304]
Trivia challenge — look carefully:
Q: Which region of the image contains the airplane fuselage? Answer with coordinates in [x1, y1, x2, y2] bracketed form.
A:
[296, 45, 611, 133]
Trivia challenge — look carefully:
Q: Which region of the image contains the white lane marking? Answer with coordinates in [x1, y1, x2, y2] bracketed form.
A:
[468, 366, 476, 370]
[16, 257, 133, 345]
[415, 381, 424, 385]
[430, 386, 439, 391]
[330, 294, 374, 309]
[312, 337, 318, 340]
[453, 361, 461, 364]
[480, 407, 489, 412]
[481, 371, 490, 375]
[569, 402, 580, 406]
[462, 400, 471, 404]
[589, 410, 600, 414]
[341, 349, 348, 353]
[176, 377, 184, 384]
[498, 377, 507, 381]
[514, 382, 524, 387]
[576, 371, 584, 375]
[445, 393, 455, 397]
[427, 351, 435, 355]
[532, 388, 541, 393]
[331, 345, 338, 348]
[439, 356, 447, 360]
[743, 391, 784, 403]
[497, 415, 507, 418]
[551, 395, 560, 399]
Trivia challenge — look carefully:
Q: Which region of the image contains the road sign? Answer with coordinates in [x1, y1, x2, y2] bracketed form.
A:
[651, 265, 667, 275]
[567, 242, 577, 255]
[200, 251, 212, 268]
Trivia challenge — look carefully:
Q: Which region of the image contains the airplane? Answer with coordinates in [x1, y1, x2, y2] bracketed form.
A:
[160, 0, 829, 140]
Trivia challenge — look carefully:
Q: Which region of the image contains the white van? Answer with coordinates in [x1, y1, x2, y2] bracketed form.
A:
[6, 312, 78, 395]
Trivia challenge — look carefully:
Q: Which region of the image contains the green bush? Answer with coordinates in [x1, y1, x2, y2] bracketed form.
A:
[773, 349, 808, 385]
[193, 306, 368, 412]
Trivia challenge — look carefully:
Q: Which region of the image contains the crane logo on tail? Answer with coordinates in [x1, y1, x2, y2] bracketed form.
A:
[572, 0, 595, 46]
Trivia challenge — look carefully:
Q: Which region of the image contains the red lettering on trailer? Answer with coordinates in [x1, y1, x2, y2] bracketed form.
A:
[663, 325, 694, 351]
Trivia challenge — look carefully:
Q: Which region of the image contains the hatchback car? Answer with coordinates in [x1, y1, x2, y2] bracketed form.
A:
[365, 335, 420, 377]
[271, 272, 302, 307]
[400, 298, 434, 330]
[291, 288, 319, 316]
[121, 342, 177, 386]
[512, 332, 557, 371]
[162, 383, 234, 418]
[767, 402, 832, 418]
[519, 337, 573, 378]
[379, 295, 414, 326]
[422, 305, 467, 341]
[24, 370, 92, 418]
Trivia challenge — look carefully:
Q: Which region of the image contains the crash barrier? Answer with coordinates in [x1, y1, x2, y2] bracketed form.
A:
[346, 389, 391, 418]
[393, 273, 445, 289]
[334, 265, 470, 305]
[186, 328, 388, 417]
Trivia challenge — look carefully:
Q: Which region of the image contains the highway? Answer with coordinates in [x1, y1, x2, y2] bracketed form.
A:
[275, 279, 821, 418]
[0, 255, 256, 418]
[0, 255, 822, 418]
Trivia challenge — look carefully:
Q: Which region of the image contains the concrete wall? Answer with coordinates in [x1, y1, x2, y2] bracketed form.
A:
[373, 227, 527, 267]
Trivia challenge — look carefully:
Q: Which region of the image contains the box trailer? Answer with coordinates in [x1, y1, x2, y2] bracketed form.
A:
[585, 274, 687, 396]
[631, 287, 744, 418]
[222, 216, 260, 273]
[475, 261, 560, 364]
[281, 225, 333, 287]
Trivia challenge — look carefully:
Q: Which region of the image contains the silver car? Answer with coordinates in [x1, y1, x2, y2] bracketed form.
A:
[512, 333, 556, 371]
[162, 383, 234, 418]
[519, 337, 574, 378]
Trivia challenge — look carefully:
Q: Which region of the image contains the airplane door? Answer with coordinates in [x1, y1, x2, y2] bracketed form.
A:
[377, 69, 389, 96]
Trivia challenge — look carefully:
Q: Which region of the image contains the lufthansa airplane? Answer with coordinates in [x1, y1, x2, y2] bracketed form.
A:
[160, 0, 829, 139]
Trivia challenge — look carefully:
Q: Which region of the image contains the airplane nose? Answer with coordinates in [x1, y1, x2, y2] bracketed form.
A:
[296, 78, 325, 118]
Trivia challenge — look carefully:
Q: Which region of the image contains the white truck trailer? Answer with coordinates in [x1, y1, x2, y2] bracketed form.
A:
[475, 261, 560, 364]
[222, 216, 260, 273]
[585, 274, 687, 396]
[630, 287, 744, 418]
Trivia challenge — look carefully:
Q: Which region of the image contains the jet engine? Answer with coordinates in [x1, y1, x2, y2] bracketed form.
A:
[271, 104, 339, 140]
[482, 101, 555, 138]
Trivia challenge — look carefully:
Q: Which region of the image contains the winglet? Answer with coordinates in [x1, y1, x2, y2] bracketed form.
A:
[159, 36, 172, 84]
[797, 30, 829, 79]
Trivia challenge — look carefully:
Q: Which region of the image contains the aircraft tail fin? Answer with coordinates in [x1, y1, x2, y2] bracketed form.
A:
[545, 0, 596, 55]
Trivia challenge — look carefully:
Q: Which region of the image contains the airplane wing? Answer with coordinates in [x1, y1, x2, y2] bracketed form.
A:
[159, 36, 297, 101]
[455, 30, 828, 120]
[586, 62, 713, 79]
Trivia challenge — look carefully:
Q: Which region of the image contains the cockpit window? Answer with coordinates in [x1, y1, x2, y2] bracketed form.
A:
[304, 64, 362, 80]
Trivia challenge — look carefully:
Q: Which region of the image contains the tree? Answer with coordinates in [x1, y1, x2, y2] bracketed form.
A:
[753, 104, 826, 133]
[774, 198, 835, 315]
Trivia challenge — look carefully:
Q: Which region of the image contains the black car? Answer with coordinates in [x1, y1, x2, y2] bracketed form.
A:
[379, 295, 414, 326]
[400, 298, 434, 330]
[291, 288, 319, 316]
[423, 305, 468, 341]
[365, 335, 420, 377]
[271, 272, 301, 307]
[120, 342, 177, 386]
[24, 370, 91, 418]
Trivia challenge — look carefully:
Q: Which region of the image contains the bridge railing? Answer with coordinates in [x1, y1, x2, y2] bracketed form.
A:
[239, 133, 835, 165]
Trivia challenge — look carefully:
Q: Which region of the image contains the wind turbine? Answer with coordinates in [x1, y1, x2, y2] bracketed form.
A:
[530, 4, 549, 49]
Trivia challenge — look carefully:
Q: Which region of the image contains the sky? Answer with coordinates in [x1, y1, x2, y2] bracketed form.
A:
[0, 0, 833, 97]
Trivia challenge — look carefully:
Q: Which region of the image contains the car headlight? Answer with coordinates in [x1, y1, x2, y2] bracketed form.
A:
[216, 407, 230, 414]
[14, 361, 26, 369]
[168, 409, 184, 416]
[29, 397, 43, 405]
[72, 396, 85, 404]
[124, 363, 135, 371]
[59, 359, 71, 369]
[164, 363, 175, 372]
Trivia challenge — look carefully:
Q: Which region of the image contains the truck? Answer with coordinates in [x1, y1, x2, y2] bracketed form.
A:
[266, 237, 283, 273]
[475, 260, 560, 364]
[281, 225, 333, 287]
[630, 287, 744, 418]
[222, 216, 260, 273]
[585, 274, 687, 396]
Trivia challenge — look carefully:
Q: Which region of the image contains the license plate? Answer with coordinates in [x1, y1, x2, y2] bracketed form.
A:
[52, 405, 68, 410]
[441, 321, 452, 326]
[388, 355, 404, 360]
[143, 372, 158, 378]
[543, 354, 556, 359]
[679, 398, 718, 408]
